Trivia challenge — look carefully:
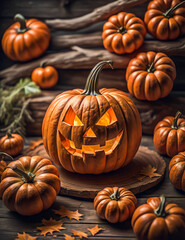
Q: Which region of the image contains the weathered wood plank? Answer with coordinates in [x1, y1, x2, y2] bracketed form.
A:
[0, 0, 148, 19]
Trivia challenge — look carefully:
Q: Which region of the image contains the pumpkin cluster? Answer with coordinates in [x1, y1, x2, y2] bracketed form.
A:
[2, 13, 58, 89]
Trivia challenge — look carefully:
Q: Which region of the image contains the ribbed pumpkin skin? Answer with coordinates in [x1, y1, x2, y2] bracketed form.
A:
[153, 115, 185, 157]
[0, 160, 6, 182]
[144, 0, 185, 40]
[169, 152, 185, 191]
[2, 18, 50, 61]
[102, 12, 146, 54]
[94, 187, 137, 223]
[0, 156, 60, 216]
[42, 88, 142, 174]
[132, 197, 185, 240]
[31, 66, 58, 89]
[126, 51, 176, 101]
[0, 134, 24, 156]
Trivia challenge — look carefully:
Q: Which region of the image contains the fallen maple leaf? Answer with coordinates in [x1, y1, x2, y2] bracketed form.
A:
[54, 205, 83, 221]
[15, 232, 37, 240]
[64, 234, 75, 240]
[137, 165, 161, 181]
[29, 139, 43, 150]
[88, 225, 103, 236]
[37, 218, 65, 236]
[72, 230, 88, 239]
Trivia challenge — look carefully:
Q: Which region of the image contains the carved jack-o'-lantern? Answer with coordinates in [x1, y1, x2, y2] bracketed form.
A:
[42, 61, 142, 174]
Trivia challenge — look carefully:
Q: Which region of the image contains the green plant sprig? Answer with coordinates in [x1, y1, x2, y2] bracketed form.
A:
[0, 78, 41, 136]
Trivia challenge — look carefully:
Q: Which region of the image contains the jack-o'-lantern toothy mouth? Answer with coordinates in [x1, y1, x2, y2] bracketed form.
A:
[58, 130, 123, 156]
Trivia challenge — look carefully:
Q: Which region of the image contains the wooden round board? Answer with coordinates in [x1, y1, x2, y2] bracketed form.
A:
[24, 143, 166, 199]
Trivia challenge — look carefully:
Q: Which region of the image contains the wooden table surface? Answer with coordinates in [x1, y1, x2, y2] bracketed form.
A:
[0, 136, 185, 240]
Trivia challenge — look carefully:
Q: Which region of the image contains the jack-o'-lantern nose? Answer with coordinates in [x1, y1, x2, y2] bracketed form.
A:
[84, 128, 96, 137]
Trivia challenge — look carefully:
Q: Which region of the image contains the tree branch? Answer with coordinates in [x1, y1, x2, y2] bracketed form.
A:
[51, 31, 185, 55]
[45, 0, 147, 30]
[0, 47, 136, 84]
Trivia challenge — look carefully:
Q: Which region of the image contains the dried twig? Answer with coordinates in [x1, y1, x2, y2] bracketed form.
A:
[45, 0, 147, 30]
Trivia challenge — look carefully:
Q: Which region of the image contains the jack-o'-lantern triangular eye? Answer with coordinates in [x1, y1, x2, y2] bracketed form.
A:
[96, 107, 117, 126]
[64, 106, 83, 126]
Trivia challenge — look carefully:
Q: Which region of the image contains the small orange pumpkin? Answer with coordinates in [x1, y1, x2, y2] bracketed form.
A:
[0, 153, 60, 216]
[132, 195, 185, 240]
[0, 132, 24, 156]
[2, 14, 50, 61]
[126, 51, 176, 101]
[94, 187, 137, 223]
[102, 12, 146, 54]
[144, 0, 185, 40]
[31, 62, 58, 89]
[153, 111, 185, 157]
[169, 151, 185, 191]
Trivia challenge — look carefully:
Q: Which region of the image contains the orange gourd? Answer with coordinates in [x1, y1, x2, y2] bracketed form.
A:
[42, 61, 142, 174]
[102, 12, 146, 54]
[31, 63, 58, 89]
[0, 132, 24, 156]
[169, 151, 185, 191]
[2, 14, 50, 61]
[126, 51, 176, 101]
[94, 187, 137, 223]
[153, 111, 185, 157]
[144, 0, 185, 40]
[132, 195, 185, 240]
[0, 153, 60, 216]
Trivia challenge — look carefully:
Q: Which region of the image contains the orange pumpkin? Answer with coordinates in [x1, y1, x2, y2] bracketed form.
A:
[0, 132, 24, 156]
[102, 12, 146, 54]
[0, 153, 60, 216]
[132, 195, 185, 240]
[169, 151, 185, 191]
[42, 61, 142, 174]
[144, 0, 185, 40]
[0, 160, 6, 182]
[94, 187, 137, 223]
[126, 51, 176, 101]
[2, 14, 50, 61]
[153, 111, 185, 157]
[31, 63, 58, 89]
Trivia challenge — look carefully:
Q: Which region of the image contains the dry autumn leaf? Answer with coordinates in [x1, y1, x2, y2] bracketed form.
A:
[15, 232, 37, 240]
[72, 230, 88, 239]
[54, 205, 83, 221]
[37, 218, 65, 236]
[137, 165, 161, 181]
[29, 139, 43, 150]
[88, 225, 103, 236]
[64, 234, 75, 240]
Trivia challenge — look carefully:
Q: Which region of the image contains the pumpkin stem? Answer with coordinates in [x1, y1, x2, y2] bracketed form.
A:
[163, 1, 185, 18]
[0, 152, 14, 162]
[147, 61, 156, 73]
[7, 166, 35, 183]
[154, 195, 168, 217]
[81, 60, 113, 96]
[6, 129, 13, 139]
[14, 14, 29, 33]
[172, 111, 182, 129]
[110, 188, 120, 200]
[117, 26, 127, 35]
[40, 61, 47, 68]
